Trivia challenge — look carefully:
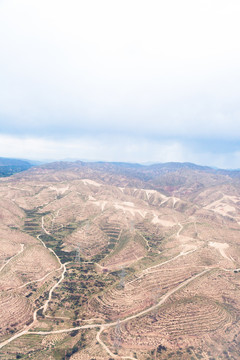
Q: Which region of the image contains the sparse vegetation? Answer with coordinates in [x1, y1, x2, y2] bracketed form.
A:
[1, 163, 240, 359]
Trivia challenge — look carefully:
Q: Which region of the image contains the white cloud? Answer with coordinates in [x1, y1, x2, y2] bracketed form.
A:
[0, 1, 240, 167]
[0, 134, 183, 162]
[0, 0, 240, 140]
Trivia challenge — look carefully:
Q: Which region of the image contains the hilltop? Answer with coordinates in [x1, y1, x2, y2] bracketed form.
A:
[0, 161, 239, 359]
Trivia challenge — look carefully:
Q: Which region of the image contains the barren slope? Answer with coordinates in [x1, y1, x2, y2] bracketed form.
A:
[0, 162, 240, 360]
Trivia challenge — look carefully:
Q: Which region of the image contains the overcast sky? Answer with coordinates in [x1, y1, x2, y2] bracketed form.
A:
[0, 0, 240, 168]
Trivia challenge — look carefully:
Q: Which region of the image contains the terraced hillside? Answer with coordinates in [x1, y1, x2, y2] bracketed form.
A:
[0, 161, 240, 360]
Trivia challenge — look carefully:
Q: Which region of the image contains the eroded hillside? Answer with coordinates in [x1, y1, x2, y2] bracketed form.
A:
[0, 162, 240, 359]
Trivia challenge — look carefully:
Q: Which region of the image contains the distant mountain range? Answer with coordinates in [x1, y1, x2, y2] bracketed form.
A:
[1, 157, 240, 183]
[0, 157, 33, 177]
[39, 159, 240, 179]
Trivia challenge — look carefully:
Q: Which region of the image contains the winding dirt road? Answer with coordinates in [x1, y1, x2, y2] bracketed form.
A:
[0, 216, 224, 359]
[0, 240, 210, 357]
[25, 268, 210, 359]
[0, 216, 67, 350]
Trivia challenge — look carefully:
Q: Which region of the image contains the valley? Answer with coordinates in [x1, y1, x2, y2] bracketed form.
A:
[0, 162, 240, 359]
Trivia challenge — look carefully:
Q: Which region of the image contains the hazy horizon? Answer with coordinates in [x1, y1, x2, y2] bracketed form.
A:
[3, 155, 240, 172]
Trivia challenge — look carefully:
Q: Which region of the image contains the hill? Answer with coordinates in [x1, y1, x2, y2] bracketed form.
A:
[0, 161, 240, 359]
[0, 157, 33, 177]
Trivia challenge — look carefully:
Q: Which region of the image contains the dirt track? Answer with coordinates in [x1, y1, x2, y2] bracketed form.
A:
[0, 243, 24, 273]
[0, 214, 237, 358]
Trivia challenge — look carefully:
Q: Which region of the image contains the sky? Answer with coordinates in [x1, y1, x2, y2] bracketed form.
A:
[0, 0, 240, 168]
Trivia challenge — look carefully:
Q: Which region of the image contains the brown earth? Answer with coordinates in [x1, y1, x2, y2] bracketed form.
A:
[0, 162, 240, 359]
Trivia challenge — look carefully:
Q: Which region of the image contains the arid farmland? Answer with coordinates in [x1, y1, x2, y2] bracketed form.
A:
[0, 161, 240, 359]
